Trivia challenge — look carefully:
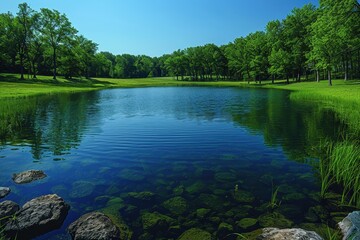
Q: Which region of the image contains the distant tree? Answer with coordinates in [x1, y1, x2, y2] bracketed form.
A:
[76, 35, 98, 79]
[246, 31, 270, 84]
[283, 4, 317, 82]
[0, 13, 18, 73]
[39, 8, 77, 80]
[308, 0, 359, 85]
[266, 20, 292, 83]
[15, 3, 36, 79]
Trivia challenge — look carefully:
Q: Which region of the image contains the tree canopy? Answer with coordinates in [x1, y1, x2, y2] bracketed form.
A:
[0, 1, 359, 82]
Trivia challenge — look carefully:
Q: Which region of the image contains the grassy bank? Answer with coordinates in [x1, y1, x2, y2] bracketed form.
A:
[0, 73, 249, 99]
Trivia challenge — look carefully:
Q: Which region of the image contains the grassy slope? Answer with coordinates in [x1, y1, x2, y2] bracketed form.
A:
[1, 73, 359, 103]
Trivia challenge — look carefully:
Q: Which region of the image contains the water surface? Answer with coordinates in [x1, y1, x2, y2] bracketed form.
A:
[0, 87, 348, 239]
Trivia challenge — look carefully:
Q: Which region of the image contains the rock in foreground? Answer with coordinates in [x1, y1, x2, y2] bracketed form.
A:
[257, 228, 323, 240]
[338, 211, 360, 240]
[68, 211, 120, 240]
[0, 200, 19, 223]
[12, 169, 47, 184]
[5, 194, 69, 239]
[0, 187, 11, 198]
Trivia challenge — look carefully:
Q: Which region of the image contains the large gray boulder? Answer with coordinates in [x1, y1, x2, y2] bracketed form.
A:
[338, 211, 360, 240]
[68, 211, 120, 240]
[12, 169, 47, 184]
[0, 187, 11, 198]
[0, 200, 19, 224]
[257, 228, 323, 240]
[5, 194, 69, 239]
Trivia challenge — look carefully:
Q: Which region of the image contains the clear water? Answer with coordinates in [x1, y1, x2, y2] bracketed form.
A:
[0, 87, 350, 239]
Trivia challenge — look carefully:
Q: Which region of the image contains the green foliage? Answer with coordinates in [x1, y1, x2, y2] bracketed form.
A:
[317, 139, 360, 207]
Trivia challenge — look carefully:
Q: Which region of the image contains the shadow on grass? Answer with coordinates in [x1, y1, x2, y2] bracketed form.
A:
[0, 74, 115, 88]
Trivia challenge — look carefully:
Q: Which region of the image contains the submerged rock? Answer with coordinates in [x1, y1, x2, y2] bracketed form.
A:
[177, 228, 213, 240]
[163, 196, 188, 215]
[0, 201, 19, 224]
[237, 218, 258, 230]
[196, 208, 211, 219]
[119, 169, 145, 182]
[100, 199, 133, 240]
[338, 211, 360, 240]
[233, 190, 255, 203]
[68, 212, 120, 240]
[69, 180, 95, 198]
[257, 227, 323, 240]
[126, 191, 156, 201]
[186, 181, 206, 194]
[4, 194, 69, 239]
[0, 187, 11, 198]
[12, 170, 46, 184]
[215, 171, 237, 182]
[217, 222, 233, 238]
[258, 212, 293, 228]
[141, 211, 176, 231]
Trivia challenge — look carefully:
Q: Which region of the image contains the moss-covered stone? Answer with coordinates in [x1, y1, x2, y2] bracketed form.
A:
[236, 218, 258, 230]
[209, 216, 221, 224]
[141, 211, 176, 231]
[69, 181, 95, 198]
[283, 192, 306, 202]
[213, 189, 227, 196]
[186, 181, 206, 194]
[233, 205, 253, 219]
[100, 199, 133, 240]
[173, 185, 185, 196]
[126, 191, 155, 201]
[197, 194, 224, 210]
[258, 212, 293, 228]
[217, 222, 233, 238]
[196, 208, 211, 219]
[233, 190, 255, 203]
[305, 206, 330, 223]
[119, 169, 145, 182]
[215, 172, 237, 182]
[177, 228, 213, 240]
[163, 196, 188, 215]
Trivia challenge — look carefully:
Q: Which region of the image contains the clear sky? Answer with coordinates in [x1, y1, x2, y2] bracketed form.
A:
[1, 0, 318, 57]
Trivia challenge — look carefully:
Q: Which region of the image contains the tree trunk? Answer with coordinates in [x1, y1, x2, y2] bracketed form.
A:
[297, 71, 300, 82]
[53, 47, 57, 80]
[272, 75, 274, 84]
[286, 75, 289, 84]
[20, 54, 24, 80]
[328, 70, 332, 86]
[316, 70, 320, 83]
[305, 68, 308, 81]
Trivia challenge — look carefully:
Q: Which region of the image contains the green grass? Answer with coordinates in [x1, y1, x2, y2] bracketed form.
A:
[0, 73, 251, 99]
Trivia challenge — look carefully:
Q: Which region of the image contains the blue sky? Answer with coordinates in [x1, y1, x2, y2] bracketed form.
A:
[1, 0, 318, 57]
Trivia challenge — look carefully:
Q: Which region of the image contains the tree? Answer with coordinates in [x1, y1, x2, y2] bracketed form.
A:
[0, 13, 18, 73]
[76, 35, 98, 79]
[26, 11, 43, 79]
[283, 4, 317, 82]
[39, 8, 77, 80]
[266, 20, 292, 83]
[246, 31, 270, 84]
[308, 0, 359, 85]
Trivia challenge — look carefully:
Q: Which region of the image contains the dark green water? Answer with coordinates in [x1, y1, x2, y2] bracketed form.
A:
[0, 87, 351, 239]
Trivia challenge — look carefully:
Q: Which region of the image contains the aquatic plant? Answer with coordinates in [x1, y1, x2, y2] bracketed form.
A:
[317, 139, 360, 208]
[267, 184, 281, 211]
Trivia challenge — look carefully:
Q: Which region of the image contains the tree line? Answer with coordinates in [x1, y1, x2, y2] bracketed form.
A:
[0, 0, 359, 85]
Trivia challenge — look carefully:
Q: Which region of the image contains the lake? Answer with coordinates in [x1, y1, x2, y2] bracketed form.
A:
[0, 87, 350, 239]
